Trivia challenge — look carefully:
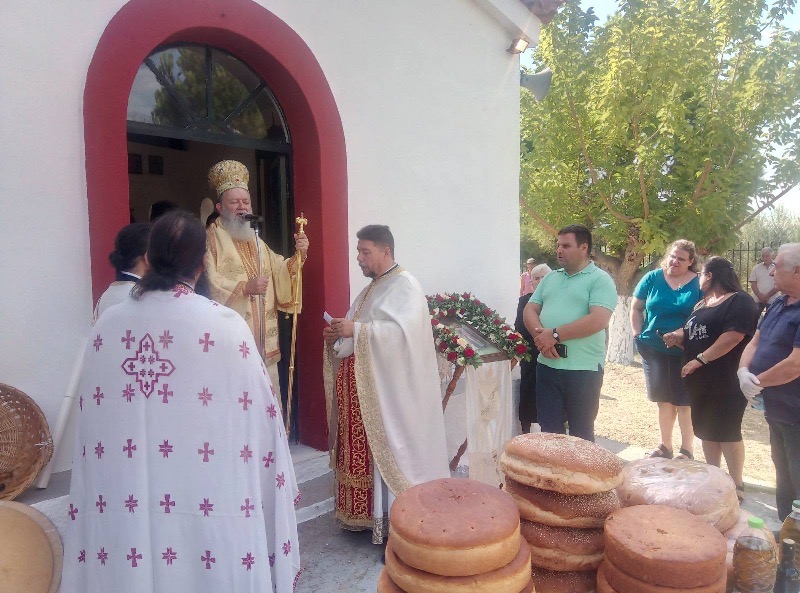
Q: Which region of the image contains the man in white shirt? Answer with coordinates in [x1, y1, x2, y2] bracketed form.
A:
[750, 247, 779, 314]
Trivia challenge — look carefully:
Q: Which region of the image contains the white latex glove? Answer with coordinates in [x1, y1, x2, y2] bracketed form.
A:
[737, 367, 763, 401]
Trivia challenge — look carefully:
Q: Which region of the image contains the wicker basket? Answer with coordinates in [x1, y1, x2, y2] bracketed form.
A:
[0, 384, 53, 500]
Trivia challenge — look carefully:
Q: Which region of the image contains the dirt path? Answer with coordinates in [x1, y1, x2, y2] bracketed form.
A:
[597, 362, 775, 486]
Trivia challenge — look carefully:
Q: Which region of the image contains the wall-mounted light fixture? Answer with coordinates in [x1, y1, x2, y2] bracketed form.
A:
[507, 38, 529, 54]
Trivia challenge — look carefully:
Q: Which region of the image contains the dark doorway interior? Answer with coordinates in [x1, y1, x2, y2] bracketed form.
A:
[125, 43, 300, 440]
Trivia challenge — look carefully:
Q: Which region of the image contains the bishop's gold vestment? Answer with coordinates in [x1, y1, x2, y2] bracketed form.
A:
[205, 220, 302, 388]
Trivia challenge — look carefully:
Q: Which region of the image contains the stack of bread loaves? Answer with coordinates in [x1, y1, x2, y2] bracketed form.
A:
[597, 505, 728, 593]
[499, 433, 624, 593]
[379, 478, 534, 593]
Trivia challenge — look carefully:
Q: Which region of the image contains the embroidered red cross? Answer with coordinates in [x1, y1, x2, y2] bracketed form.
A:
[199, 333, 215, 352]
[162, 547, 177, 566]
[128, 548, 142, 567]
[198, 442, 214, 462]
[96, 494, 106, 513]
[95, 442, 104, 459]
[93, 387, 104, 405]
[201, 550, 215, 569]
[199, 498, 214, 517]
[240, 445, 253, 463]
[239, 341, 251, 358]
[93, 334, 103, 351]
[125, 495, 138, 513]
[159, 330, 173, 349]
[121, 330, 135, 349]
[97, 547, 109, 565]
[239, 392, 252, 410]
[160, 494, 175, 513]
[123, 439, 137, 458]
[262, 451, 274, 468]
[241, 498, 254, 518]
[198, 387, 212, 406]
[242, 552, 255, 571]
[78, 550, 86, 563]
[68, 504, 78, 520]
[122, 384, 135, 402]
[158, 384, 173, 404]
[159, 440, 173, 458]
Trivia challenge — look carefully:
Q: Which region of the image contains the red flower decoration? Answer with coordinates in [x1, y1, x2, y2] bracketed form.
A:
[446, 351, 458, 362]
[435, 295, 446, 302]
[462, 292, 471, 299]
[464, 347, 475, 357]
[515, 344, 528, 354]
[450, 294, 459, 300]
[438, 342, 448, 352]
[431, 319, 440, 326]
[493, 319, 503, 325]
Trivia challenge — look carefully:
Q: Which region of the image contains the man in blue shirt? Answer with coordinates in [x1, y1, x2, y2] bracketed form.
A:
[739, 242, 800, 520]
[523, 225, 618, 441]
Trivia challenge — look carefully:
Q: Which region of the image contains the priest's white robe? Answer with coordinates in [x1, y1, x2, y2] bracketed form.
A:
[324, 267, 449, 540]
[62, 286, 301, 593]
[93, 280, 135, 322]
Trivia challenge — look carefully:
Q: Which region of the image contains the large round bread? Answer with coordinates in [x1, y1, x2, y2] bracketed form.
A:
[521, 520, 603, 571]
[604, 505, 727, 588]
[385, 536, 532, 593]
[0, 502, 57, 593]
[378, 570, 536, 593]
[505, 478, 620, 527]
[500, 433, 623, 495]
[389, 478, 521, 576]
[600, 558, 727, 593]
[616, 458, 739, 532]
[530, 566, 597, 593]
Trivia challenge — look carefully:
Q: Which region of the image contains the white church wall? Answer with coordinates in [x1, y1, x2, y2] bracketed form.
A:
[1, 0, 527, 472]
[268, 0, 523, 320]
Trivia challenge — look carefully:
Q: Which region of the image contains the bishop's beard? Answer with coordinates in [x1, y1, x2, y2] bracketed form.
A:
[220, 211, 255, 242]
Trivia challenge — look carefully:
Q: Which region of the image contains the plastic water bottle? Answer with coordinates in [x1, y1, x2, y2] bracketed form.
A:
[776, 538, 800, 593]
[733, 516, 778, 593]
[751, 394, 765, 411]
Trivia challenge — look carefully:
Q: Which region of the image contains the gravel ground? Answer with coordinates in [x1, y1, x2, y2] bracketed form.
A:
[597, 362, 775, 486]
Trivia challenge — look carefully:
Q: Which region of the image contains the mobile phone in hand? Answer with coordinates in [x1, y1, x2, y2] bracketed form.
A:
[554, 343, 568, 358]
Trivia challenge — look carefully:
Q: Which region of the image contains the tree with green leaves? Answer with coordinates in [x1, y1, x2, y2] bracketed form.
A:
[521, 0, 800, 361]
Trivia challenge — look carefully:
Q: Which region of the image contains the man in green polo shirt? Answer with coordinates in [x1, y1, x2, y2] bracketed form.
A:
[523, 224, 618, 441]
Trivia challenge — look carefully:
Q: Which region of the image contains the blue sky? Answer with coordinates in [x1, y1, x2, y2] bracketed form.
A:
[523, 0, 800, 214]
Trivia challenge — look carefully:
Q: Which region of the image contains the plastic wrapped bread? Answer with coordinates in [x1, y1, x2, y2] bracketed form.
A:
[616, 458, 739, 532]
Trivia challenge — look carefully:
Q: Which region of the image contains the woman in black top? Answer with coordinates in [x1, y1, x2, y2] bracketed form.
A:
[662, 257, 758, 497]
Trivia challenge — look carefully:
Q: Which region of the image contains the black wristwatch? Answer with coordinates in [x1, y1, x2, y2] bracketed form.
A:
[552, 328, 561, 342]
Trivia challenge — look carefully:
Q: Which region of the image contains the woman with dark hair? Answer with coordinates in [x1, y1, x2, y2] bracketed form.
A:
[93, 222, 151, 321]
[64, 210, 301, 593]
[663, 256, 759, 498]
[630, 239, 701, 460]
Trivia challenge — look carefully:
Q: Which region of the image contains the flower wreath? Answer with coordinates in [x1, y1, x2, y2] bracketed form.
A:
[427, 292, 532, 367]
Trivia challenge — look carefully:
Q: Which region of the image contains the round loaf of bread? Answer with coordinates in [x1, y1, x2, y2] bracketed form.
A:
[385, 536, 532, 593]
[0, 503, 56, 593]
[617, 458, 740, 532]
[530, 566, 597, 593]
[600, 558, 727, 593]
[604, 505, 727, 588]
[505, 478, 621, 527]
[520, 519, 603, 571]
[389, 478, 521, 576]
[378, 568, 536, 593]
[500, 433, 623, 495]
[596, 563, 619, 593]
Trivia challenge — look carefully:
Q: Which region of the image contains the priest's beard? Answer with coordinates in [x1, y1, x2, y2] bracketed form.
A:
[220, 211, 256, 242]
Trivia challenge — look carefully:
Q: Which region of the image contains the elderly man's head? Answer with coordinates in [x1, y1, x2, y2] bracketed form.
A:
[761, 247, 775, 266]
[771, 243, 800, 297]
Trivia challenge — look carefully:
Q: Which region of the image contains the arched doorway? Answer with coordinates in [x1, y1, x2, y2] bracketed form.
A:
[84, 0, 349, 450]
[127, 43, 303, 431]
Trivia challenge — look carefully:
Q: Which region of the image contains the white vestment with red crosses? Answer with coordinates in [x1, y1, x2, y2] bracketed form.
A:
[323, 267, 450, 542]
[61, 286, 301, 593]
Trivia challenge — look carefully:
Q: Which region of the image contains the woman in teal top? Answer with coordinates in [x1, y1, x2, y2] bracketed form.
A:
[630, 240, 702, 460]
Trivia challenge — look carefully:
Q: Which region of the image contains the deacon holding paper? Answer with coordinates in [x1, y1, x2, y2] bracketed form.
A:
[323, 224, 449, 544]
[204, 159, 309, 389]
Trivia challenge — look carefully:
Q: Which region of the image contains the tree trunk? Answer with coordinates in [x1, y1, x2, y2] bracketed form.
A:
[606, 295, 634, 365]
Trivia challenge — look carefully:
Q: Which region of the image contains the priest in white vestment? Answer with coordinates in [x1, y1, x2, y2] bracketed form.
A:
[62, 211, 301, 593]
[93, 222, 151, 322]
[323, 224, 449, 543]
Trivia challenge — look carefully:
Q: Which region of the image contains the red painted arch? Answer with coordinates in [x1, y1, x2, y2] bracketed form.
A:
[84, 0, 348, 450]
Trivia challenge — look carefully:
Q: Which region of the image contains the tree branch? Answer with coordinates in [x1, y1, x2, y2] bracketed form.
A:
[565, 92, 635, 223]
[736, 184, 799, 229]
[632, 120, 650, 218]
[693, 159, 713, 202]
[521, 200, 559, 237]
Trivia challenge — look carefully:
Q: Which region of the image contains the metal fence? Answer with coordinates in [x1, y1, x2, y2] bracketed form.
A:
[722, 242, 778, 290]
